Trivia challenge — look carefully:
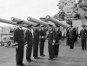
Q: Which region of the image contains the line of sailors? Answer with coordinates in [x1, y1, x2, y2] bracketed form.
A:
[13, 21, 62, 66]
[66, 25, 87, 50]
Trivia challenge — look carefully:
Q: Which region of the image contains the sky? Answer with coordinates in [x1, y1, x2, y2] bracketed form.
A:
[0, 0, 59, 26]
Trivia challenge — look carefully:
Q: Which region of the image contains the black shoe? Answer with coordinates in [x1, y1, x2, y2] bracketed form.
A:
[82, 49, 84, 50]
[55, 56, 58, 58]
[70, 48, 73, 49]
[17, 65, 21, 66]
[17, 64, 25, 66]
[48, 58, 55, 60]
[21, 64, 25, 66]
[27, 59, 33, 62]
[85, 48, 86, 50]
[30, 59, 33, 62]
[40, 54, 45, 56]
[34, 57, 40, 59]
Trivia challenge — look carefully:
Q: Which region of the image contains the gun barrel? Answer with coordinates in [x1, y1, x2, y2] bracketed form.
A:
[27, 17, 48, 26]
[0, 18, 16, 25]
[0, 18, 29, 28]
[11, 17, 37, 26]
[46, 15, 70, 28]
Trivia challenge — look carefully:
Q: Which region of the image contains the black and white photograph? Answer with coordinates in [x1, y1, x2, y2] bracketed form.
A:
[0, 0, 87, 66]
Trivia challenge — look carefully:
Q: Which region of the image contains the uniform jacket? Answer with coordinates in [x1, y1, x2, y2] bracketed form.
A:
[70, 28, 76, 39]
[66, 30, 70, 37]
[25, 30, 33, 45]
[40, 29, 46, 37]
[14, 28, 25, 46]
[54, 30, 62, 43]
[33, 29, 40, 41]
[80, 29, 87, 39]
[48, 29, 54, 44]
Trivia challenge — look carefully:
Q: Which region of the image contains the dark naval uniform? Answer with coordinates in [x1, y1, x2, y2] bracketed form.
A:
[39, 28, 46, 56]
[48, 29, 55, 59]
[25, 28, 33, 62]
[74, 28, 78, 42]
[54, 29, 62, 57]
[80, 28, 87, 50]
[33, 29, 40, 58]
[66, 28, 70, 46]
[70, 28, 75, 49]
[14, 28, 25, 66]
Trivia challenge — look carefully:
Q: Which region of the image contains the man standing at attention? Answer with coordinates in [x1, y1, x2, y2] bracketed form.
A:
[14, 21, 25, 66]
[80, 25, 87, 50]
[33, 24, 40, 59]
[39, 25, 46, 56]
[54, 25, 62, 58]
[48, 24, 55, 60]
[25, 25, 33, 62]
